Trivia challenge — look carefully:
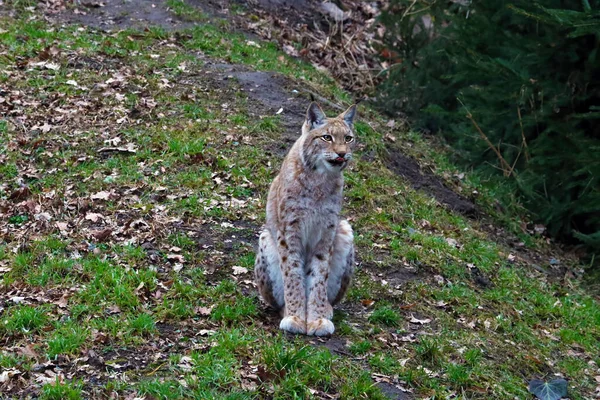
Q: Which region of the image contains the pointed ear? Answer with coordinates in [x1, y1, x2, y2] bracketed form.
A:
[340, 104, 357, 127]
[306, 102, 327, 130]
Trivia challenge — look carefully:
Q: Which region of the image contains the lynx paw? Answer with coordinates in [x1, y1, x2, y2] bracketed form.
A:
[279, 316, 306, 335]
[307, 318, 335, 336]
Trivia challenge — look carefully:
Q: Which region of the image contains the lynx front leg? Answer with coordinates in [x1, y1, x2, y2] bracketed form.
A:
[306, 235, 337, 336]
[278, 231, 307, 334]
[307, 220, 355, 336]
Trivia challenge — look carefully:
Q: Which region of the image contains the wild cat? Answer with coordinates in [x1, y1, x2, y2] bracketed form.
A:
[254, 102, 356, 336]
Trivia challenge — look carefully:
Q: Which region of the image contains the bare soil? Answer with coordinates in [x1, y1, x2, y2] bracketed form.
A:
[384, 149, 478, 216]
[51, 0, 210, 31]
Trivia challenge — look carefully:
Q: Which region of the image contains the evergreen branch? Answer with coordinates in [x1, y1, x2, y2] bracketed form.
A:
[582, 0, 591, 12]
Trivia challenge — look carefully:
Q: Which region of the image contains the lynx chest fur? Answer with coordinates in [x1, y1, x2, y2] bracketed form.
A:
[255, 102, 357, 336]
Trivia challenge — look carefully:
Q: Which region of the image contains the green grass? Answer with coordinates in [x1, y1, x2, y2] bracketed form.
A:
[39, 380, 83, 400]
[128, 313, 157, 336]
[415, 337, 444, 366]
[3, 305, 49, 334]
[368, 306, 401, 327]
[47, 321, 89, 358]
[0, 2, 598, 399]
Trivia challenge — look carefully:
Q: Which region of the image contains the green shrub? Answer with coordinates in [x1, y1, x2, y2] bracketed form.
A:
[379, 1, 600, 256]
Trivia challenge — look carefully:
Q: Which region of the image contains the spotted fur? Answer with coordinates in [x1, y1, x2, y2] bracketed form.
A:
[254, 102, 356, 336]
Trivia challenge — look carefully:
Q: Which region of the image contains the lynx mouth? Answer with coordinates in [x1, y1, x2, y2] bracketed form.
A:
[327, 158, 346, 166]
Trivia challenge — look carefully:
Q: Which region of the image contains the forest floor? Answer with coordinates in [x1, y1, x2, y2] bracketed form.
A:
[0, 0, 599, 399]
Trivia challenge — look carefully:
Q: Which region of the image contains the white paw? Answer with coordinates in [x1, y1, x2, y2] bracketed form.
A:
[307, 318, 335, 336]
[279, 316, 306, 335]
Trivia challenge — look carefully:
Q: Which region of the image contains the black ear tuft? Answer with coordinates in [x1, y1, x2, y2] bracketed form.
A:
[341, 104, 357, 126]
[306, 102, 326, 129]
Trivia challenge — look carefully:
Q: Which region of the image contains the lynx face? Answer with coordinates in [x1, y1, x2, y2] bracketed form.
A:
[302, 103, 357, 172]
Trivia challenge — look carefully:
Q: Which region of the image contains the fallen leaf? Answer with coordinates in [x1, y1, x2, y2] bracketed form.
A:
[56, 222, 69, 235]
[384, 133, 397, 142]
[85, 212, 104, 222]
[91, 191, 111, 200]
[9, 186, 31, 201]
[409, 314, 432, 324]
[320, 1, 349, 22]
[91, 228, 112, 242]
[232, 266, 249, 275]
[178, 356, 193, 372]
[361, 299, 375, 307]
[0, 369, 21, 383]
[167, 254, 185, 263]
[20, 344, 39, 359]
[134, 282, 145, 295]
[173, 263, 184, 272]
[195, 306, 213, 316]
[445, 238, 458, 248]
[54, 294, 69, 308]
[528, 378, 567, 400]
[106, 305, 121, 314]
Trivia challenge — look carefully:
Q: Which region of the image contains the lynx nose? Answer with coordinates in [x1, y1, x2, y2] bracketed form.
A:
[336, 152, 346, 159]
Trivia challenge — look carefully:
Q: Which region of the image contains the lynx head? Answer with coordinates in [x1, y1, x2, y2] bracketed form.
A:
[301, 102, 357, 173]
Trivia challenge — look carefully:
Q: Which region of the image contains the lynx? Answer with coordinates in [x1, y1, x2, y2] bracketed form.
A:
[254, 102, 356, 336]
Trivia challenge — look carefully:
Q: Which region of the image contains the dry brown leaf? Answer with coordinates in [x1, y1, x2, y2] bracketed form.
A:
[409, 314, 432, 324]
[106, 305, 121, 314]
[91, 228, 112, 242]
[361, 299, 375, 307]
[232, 266, 248, 275]
[54, 294, 69, 308]
[134, 282, 145, 295]
[9, 186, 31, 201]
[90, 191, 111, 200]
[195, 305, 213, 316]
[167, 254, 185, 263]
[20, 344, 40, 360]
[85, 212, 104, 222]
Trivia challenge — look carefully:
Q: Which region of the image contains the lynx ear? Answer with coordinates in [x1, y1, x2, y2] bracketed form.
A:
[341, 104, 357, 127]
[306, 102, 327, 130]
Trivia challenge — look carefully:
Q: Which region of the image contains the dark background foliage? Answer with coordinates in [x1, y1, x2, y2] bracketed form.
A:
[378, 0, 600, 254]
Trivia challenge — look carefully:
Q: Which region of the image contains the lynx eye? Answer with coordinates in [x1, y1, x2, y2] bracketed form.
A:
[344, 135, 354, 143]
[320, 135, 333, 142]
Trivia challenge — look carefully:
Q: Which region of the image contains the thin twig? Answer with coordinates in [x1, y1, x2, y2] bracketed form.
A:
[401, 0, 418, 20]
[516, 106, 530, 162]
[299, 88, 345, 111]
[459, 99, 512, 176]
[508, 146, 522, 177]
